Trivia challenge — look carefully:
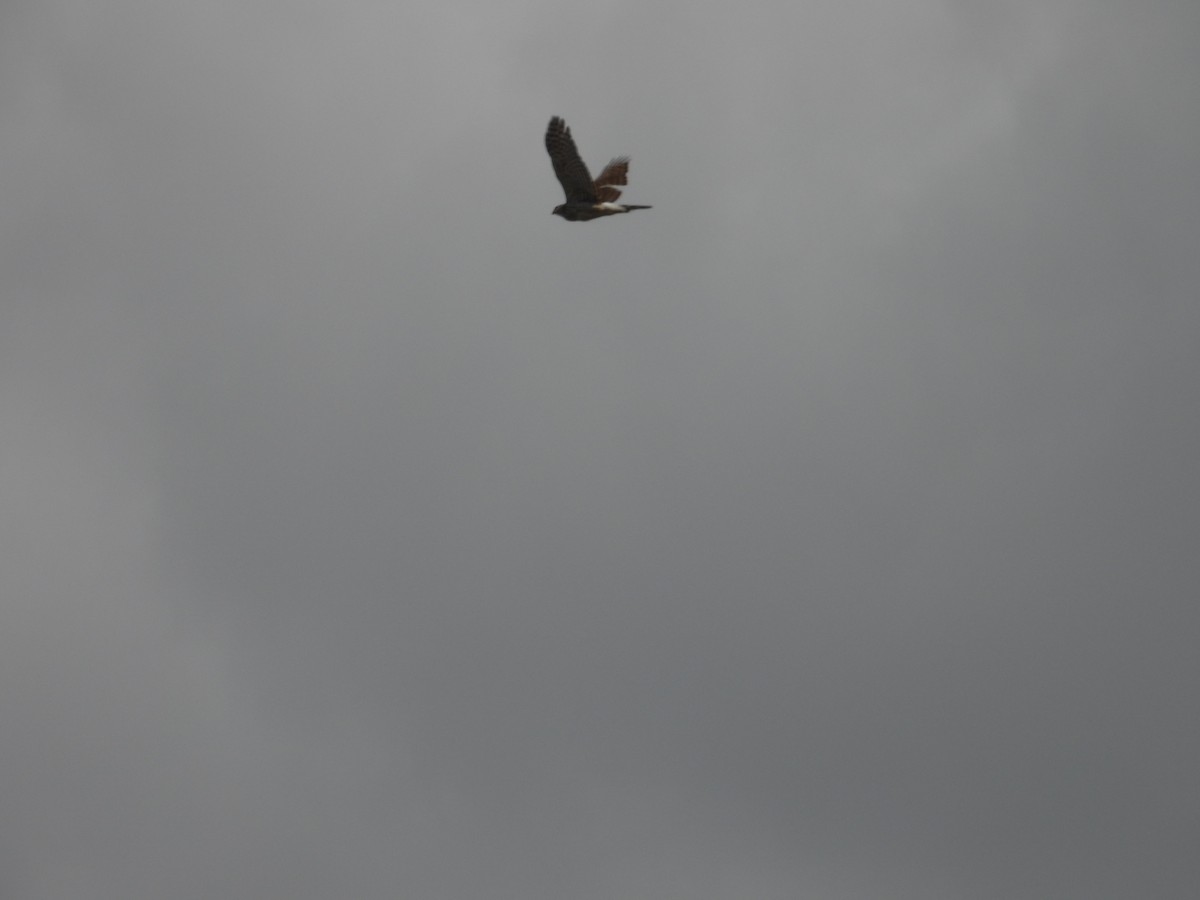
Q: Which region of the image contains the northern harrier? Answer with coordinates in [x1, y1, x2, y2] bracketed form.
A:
[545, 116, 651, 221]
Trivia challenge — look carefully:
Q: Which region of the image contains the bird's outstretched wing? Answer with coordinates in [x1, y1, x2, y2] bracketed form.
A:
[545, 117, 597, 203]
[593, 158, 629, 203]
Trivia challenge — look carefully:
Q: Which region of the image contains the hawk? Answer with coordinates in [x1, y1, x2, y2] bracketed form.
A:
[545, 116, 651, 221]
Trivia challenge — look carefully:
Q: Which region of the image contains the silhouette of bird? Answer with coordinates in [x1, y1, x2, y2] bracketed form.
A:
[545, 116, 651, 221]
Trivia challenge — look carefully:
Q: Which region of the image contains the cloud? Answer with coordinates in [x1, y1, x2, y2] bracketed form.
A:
[1, 1, 1197, 897]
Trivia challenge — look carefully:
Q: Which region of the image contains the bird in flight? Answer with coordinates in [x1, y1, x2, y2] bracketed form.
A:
[545, 116, 651, 221]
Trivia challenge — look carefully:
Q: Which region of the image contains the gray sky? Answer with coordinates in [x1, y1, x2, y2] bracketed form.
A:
[2, 1, 1198, 897]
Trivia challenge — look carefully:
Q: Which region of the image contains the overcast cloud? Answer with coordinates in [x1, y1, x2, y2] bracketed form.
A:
[2, 1, 1198, 897]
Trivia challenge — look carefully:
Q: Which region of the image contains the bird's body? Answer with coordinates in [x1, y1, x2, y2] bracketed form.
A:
[552, 201, 653, 222]
[545, 117, 651, 221]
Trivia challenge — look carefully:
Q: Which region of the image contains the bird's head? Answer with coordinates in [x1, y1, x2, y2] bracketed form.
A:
[552, 204, 567, 218]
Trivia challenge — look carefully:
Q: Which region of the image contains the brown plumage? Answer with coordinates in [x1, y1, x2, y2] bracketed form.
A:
[545, 117, 651, 221]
